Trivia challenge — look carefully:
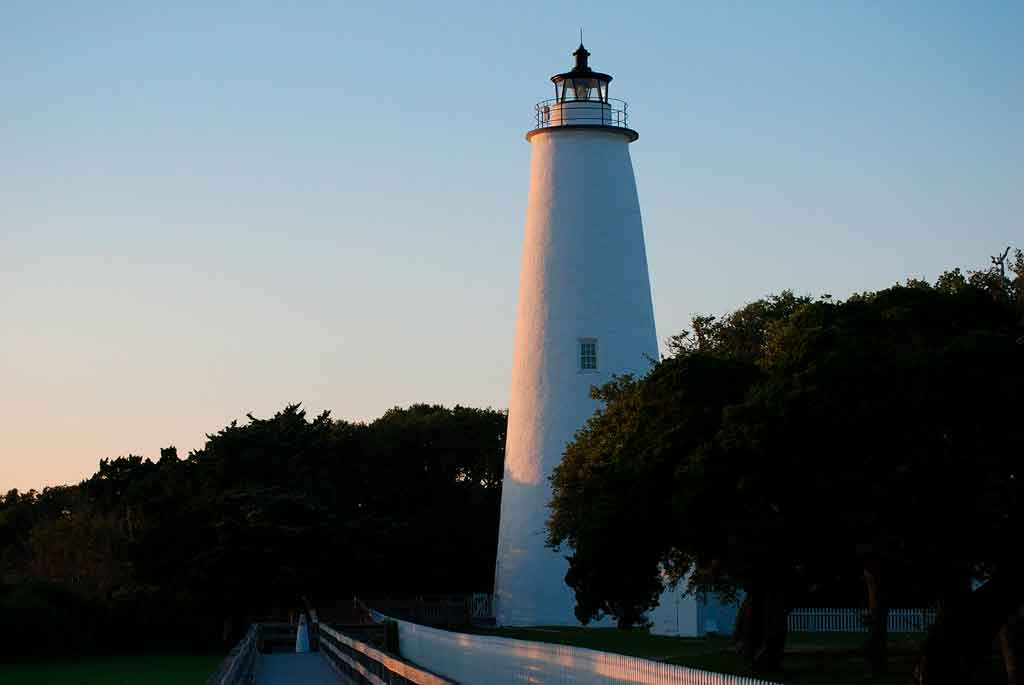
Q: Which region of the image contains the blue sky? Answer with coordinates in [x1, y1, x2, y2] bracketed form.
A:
[2, 1, 1021, 491]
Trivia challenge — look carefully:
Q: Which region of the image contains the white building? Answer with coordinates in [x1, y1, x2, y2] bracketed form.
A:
[494, 43, 684, 628]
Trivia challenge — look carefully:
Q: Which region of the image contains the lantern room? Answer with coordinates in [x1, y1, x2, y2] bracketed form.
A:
[530, 43, 635, 139]
[551, 44, 612, 103]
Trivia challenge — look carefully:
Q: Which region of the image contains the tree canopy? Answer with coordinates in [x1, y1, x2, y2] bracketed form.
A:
[548, 251, 1024, 679]
[0, 403, 506, 657]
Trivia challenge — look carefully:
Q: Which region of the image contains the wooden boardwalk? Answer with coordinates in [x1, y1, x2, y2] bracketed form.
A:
[257, 653, 338, 684]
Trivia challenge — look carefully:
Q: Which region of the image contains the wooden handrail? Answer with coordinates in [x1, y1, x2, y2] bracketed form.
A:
[320, 623, 455, 685]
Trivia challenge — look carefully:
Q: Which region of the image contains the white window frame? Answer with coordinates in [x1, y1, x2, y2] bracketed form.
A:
[578, 338, 599, 372]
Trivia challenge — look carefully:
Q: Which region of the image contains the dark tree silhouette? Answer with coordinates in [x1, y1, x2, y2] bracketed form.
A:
[0, 403, 506, 656]
[549, 256, 1024, 679]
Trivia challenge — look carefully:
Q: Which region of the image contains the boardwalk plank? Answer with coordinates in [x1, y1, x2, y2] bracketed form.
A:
[257, 652, 340, 685]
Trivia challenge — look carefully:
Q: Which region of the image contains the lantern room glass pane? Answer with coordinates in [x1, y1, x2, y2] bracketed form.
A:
[573, 78, 595, 101]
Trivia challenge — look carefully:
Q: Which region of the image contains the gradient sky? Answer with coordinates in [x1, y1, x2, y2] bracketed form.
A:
[2, 1, 1021, 492]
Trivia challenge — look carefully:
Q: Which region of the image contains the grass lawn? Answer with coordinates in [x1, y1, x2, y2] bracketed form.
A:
[472, 627, 1006, 684]
[0, 653, 224, 685]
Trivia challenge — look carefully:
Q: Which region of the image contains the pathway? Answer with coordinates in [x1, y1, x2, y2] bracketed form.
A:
[257, 653, 338, 684]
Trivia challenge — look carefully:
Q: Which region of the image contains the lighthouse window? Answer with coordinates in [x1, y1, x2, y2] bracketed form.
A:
[579, 339, 598, 371]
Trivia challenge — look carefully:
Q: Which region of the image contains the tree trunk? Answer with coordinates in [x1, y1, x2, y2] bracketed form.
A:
[733, 592, 761, 662]
[915, 569, 1024, 685]
[1001, 607, 1023, 685]
[732, 582, 789, 673]
[754, 586, 788, 673]
[863, 564, 888, 677]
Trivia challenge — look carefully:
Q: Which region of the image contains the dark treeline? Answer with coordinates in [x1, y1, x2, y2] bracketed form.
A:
[0, 404, 506, 658]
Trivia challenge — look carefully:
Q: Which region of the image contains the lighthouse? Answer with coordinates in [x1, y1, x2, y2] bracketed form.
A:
[493, 43, 659, 627]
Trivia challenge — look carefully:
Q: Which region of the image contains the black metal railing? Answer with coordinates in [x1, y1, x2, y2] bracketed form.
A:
[360, 594, 472, 629]
[533, 97, 630, 130]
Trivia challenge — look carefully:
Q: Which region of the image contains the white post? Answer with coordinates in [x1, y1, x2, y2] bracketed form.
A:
[295, 614, 310, 653]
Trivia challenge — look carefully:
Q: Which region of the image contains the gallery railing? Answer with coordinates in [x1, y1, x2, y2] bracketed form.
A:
[533, 98, 630, 130]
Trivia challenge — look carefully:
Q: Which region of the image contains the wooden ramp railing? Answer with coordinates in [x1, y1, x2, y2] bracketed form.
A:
[209, 620, 453, 685]
[209, 623, 299, 685]
[319, 623, 456, 685]
[208, 625, 259, 685]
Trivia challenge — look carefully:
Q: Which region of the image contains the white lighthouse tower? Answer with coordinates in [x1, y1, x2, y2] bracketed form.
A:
[494, 43, 659, 627]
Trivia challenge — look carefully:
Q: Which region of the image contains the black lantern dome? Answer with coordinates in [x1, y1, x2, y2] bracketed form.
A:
[550, 43, 612, 103]
[528, 43, 635, 141]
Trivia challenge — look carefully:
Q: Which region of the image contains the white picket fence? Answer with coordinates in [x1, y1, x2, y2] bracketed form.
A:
[788, 608, 937, 633]
[371, 610, 781, 685]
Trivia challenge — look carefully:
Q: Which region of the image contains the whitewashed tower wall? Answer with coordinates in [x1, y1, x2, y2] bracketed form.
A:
[494, 45, 659, 627]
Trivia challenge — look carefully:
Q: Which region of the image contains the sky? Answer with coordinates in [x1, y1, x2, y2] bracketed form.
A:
[2, 1, 1021, 492]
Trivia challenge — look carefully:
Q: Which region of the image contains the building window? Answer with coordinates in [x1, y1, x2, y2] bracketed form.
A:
[579, 339, 598, 371]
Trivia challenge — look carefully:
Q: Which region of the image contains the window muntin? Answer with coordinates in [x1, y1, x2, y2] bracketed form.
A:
[579, 339, 598, 371]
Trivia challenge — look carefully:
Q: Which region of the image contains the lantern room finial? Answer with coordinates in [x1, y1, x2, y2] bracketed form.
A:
[553, 42, 608, 85]
[572, 42, 591, 72]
